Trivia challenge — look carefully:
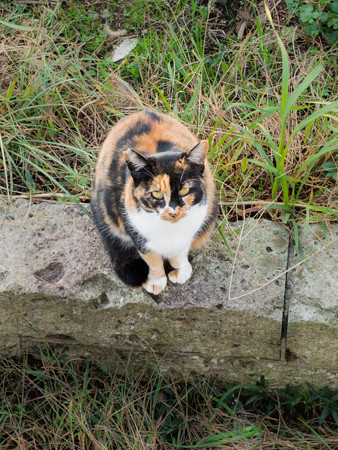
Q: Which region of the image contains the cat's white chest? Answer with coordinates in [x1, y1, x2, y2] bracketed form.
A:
[128, 204, 208, 257]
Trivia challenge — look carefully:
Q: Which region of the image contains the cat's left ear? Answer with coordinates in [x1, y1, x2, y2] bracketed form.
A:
[123, 148, 149, 175]
[185, 140, 208, 168]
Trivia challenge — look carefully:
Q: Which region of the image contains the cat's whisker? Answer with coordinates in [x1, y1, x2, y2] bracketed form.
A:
[180, 169, 185, 184]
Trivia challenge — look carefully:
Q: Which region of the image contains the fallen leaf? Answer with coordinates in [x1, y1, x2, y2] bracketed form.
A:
[236, 20, 247, 40]
[111, 38, 138, 62]
[239, 9, 252, 21]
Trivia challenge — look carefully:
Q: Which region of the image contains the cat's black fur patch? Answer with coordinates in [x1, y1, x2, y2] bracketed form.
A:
[123, 221, 148, 254]
[145, 110, 161, 122]
[116, 121, 151, 150]
[156, 140, 175, 153]
[114, 258, 149, 286]
[103, 188, 120, 226]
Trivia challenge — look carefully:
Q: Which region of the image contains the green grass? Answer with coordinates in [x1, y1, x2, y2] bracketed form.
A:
[0, 0, 337, 225]
[0, 349, 337, 449]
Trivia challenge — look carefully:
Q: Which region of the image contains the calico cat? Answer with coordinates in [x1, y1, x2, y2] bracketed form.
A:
[91, 110, 217, 295]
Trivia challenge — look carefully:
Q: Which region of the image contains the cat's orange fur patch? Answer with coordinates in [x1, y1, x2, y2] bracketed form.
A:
[101, 200, 126, 234]
[191, 227, 213, 249]
[124, 178, 138, 213]
[182, 194, 195, 206]
[140, 251, 165, 278]
[152, 174, 171, 203]
[160, 205, 188, 222]
[175, 158, 187, 170]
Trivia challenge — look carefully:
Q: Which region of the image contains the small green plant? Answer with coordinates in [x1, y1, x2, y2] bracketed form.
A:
[216, 377, 338, 426]
[322, 160, 337, 181]
[285, 0, 338, 43]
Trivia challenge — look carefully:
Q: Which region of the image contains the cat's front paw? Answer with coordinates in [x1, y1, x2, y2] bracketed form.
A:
[168, 262, 192, 284]
[143, 276, 167, 295]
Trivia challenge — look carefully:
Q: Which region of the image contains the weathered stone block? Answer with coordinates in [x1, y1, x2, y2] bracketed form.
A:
[286, 224, 338, 368]
[0, 201, 337, 389]
[0, 201, 286, 353]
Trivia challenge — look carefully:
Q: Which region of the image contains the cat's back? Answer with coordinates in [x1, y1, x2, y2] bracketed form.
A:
[92, 109, 215, 220]
[95, 110, 198, 177]
[91, 110, 201, 228]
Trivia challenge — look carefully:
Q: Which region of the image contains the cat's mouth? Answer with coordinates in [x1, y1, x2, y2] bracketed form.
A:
[160, 206, 188, 222]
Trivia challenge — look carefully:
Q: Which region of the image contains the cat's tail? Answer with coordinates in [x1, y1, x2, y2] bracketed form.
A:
[114, 258, 149, 287]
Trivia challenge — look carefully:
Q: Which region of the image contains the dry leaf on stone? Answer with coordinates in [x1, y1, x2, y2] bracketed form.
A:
[111, 38, 138, 62]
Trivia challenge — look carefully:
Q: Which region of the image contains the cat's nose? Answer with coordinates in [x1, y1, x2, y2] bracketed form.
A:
[169, 211, 179, 218]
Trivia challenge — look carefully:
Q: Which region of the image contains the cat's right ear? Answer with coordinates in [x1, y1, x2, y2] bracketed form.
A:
[185, 140, 208, 165]
[123, 149, 149, 175]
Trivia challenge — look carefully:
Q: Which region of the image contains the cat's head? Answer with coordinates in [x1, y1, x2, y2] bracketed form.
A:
[123, 141, 208, 222]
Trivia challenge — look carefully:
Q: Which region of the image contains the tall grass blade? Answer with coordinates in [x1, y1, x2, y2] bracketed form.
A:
[176, 427, 260, 448]
[148, 81, 171, 112]
[180, 79, 202, 121]
[282, 64, 323, 123]
[298, 418, 333, 449]
[0, 19, 33, 30]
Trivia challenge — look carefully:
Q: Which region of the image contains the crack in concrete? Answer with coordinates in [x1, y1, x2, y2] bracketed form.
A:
[280, 231, 292, 361]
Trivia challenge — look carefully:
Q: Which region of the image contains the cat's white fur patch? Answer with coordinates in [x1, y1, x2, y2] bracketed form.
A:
[127, 203, 208, 258]
[169, 260, 192, 284]
[143, 275, 167, 294]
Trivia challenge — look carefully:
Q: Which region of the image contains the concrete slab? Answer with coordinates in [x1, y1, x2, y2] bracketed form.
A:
[286, 223, 338, 368]
[0, 201, 287, 359]
[1, 200, 337, 389]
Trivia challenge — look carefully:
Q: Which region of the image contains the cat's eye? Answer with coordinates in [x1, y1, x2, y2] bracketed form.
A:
[151, 191, 163, 199]
[179, 187, 190, 196]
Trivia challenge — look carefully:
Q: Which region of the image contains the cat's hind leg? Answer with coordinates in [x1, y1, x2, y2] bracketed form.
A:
[114, 258, 149, 287]
[101, 232, 149, 287]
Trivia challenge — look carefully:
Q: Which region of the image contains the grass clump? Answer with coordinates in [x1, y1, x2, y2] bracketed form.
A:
[0, 351, 337, 449]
